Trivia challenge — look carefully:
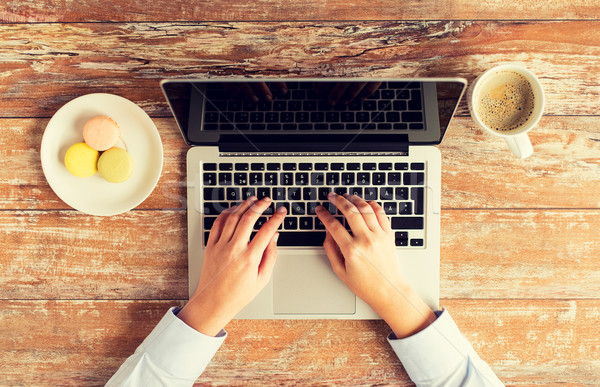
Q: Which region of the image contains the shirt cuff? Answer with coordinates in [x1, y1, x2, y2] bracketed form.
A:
[139, 306, 227, 379]
[387, 308, 474, 383]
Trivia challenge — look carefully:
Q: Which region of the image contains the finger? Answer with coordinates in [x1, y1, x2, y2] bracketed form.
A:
[232, 197, 273, 243]
[343, 194, 381, 231]
[238, 83, 259, 103]
[251, 82, 273, 101]
[355, 82, 382, 100]
[219, 196, 259, 243]
[258, 233, 279, 282]
[368, 200, 391, 231]
[271, 82, 288, 97]
[340, 82, 367, 104]
[248, 205, 287, 256]
[315, 204, 352, 249]
[323, 231, 346, 278]
[206, 204, 236, 246]
[327, 192, 370, 235]
[327, 83, 351, 105]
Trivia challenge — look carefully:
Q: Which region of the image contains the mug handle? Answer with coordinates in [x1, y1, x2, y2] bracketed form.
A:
[504, 133, 533, 159]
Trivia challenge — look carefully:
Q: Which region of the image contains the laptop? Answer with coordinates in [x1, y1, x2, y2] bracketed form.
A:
[161, 78, 467, 319]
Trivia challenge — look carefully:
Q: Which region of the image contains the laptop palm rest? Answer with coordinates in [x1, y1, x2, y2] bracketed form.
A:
[273, 251, 356, 315]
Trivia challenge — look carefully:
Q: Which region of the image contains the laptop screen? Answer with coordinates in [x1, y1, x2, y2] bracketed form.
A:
[161, 79, 466, 151]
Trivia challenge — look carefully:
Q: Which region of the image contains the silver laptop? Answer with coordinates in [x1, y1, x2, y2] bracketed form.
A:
[161, 78, 467, 319]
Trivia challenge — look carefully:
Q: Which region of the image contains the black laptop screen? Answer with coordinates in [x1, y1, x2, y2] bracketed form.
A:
[161, 79, 466, 150]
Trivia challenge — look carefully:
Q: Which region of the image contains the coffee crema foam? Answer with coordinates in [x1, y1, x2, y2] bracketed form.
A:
[475, 70, 535, 132]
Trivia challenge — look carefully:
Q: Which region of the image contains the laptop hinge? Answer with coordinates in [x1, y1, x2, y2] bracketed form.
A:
[218, 134, 409, 155]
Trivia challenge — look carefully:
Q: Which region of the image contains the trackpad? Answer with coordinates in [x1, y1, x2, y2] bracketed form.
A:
[273, 252, 356, 315]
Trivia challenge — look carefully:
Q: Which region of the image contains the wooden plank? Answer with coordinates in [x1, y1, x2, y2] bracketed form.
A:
[1, 210, 598, 300]
[1, 116, 598, 211]
[1, 21, 600, 117]
[1, 0, 599, 22]
[1, 299, 598, 385]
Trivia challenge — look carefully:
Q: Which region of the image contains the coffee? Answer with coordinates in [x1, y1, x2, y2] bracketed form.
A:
[475, 70, 535, 132]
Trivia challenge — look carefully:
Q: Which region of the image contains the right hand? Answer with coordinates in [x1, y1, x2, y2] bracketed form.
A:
[316, 192, 436, 338]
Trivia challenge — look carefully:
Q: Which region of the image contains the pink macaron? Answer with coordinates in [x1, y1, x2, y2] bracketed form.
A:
[83, 116, 121, 151]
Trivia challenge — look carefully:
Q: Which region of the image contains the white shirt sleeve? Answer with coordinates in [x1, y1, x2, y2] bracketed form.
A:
[106, 307, 226, 387]
[387, 308, 504, 387]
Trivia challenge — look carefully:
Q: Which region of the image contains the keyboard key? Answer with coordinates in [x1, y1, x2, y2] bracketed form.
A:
[234, 173, 248, 185]
[347, 163, 360, 170]
[364, 187, 377, 200]
[326, 172, 340, 185]
[254, 217, 268, 230]
[372, 172, 386, 185]
[402, 111, 423, 123]
[284, 217, 298, 230]
[203, 163, 217, 171]
[395, 238, 408, 247]
[333, 187, 347, 196]
[287, 188, 301, 201]
[356, 173, 370, 185]
[331, 163, 345, 170]
[299, 163, 313, 171]
[218, 173, 232, 185]
[395, 163, 409, 171]
[311, 172, 325, 185]
[342, 173, 355, 185]
[363, 163, 377, 170]
[249, 173, 262, 185]
[226, 187, 240, 201]
[318, 188, 330, 201]
[315, 163, 328, 170]
[299, 217, 313, 230]
[399, 202, 412, 215]
[272, 187, 286, 200]
[203, 173, 217, 186]
[235, 163, 249, 171]
[411, 162, 425, 170]
[204, 216, 217, 229]
[281, 172, 294, 185]
[388, 173, 401, 185]
[257, 187, 270, 199]
[303, 187, 317, 200]
[395, 187, 409, 200]
[283, 163, 296, 171]
[404, 172, 424, 185]
[412, 187, 424, 215]
[295, 172, 309, 185]
[264, 172, 278, 186]
[241, 187, 256, 199]
[391, 217, 424, 230]
[408, 90, 422, 110]
[263, 203, 275, 215]
[379, 163, 393, 170]
[380, 187, 394, 200]
[322, 202, 337, 215]
[267, 163, 281, 171]
[349, 187, 363, 196]
[204, 187, 224, 201]
[276, 202, 290, 213]
[276, 231, 326, 246]
[203, 201, 228, 215]
[383, 202, 397, 215]
[395, 231, 408, 239]
[410, 239, 424, 247]
[251, 163, 265, 171]
[314, 218, 326, 230]
[219, 163, 233, 171]
[291, 202, 305, 215]
[307, 202, 319, 215]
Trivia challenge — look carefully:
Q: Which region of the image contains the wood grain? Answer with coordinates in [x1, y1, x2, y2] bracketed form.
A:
[1, 209, 598, 300]
[1, 116, 597, 211]
[2, 21, 600, 117]
[1, 0, 598, 22]
[1, 299, 598, 385]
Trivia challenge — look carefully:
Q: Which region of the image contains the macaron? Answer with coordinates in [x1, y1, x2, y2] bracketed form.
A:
[83, 116, 120, 151]
[64, 142, 99, 178]
[97, 147, 134, 183]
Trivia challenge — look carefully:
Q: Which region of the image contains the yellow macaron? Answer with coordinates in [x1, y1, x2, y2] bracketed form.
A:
[97, 147, 134, 183]
[64, 142, 99, 177]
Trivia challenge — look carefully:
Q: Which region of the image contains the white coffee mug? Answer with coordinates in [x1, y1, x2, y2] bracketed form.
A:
[467, 64, 545, 159]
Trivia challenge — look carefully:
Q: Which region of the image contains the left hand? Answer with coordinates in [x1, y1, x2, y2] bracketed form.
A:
[178, 196, 286, 336]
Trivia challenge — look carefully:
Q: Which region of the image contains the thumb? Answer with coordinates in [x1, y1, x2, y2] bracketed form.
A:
[258, 232, 279, 281]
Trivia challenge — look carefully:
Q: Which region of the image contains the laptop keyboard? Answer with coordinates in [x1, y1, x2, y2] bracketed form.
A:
[202, 160, 426, 247]
[203, 81, 425, 131]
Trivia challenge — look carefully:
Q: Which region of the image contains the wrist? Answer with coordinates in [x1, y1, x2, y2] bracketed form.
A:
[177, 296, 232, 337]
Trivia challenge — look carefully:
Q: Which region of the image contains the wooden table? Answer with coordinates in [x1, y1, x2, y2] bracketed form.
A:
[1, 1, 599, 385]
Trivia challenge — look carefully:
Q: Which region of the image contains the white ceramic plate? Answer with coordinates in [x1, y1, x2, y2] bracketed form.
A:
[41, 93, 163, 216]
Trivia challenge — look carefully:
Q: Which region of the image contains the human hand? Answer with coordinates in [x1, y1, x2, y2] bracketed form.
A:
[316, 82, 382, 105]
[316, 192, 436, 338]
[178, 196, 286, 336]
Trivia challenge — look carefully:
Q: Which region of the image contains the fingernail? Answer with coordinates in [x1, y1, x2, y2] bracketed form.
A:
[315, 205, 324, 211]
[277, 206, 287, 213]
[273, 233, 279, 243]
[264, 196, 271, 202]
[249, 196, 258, 202]
[328, 192, 336, 198]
